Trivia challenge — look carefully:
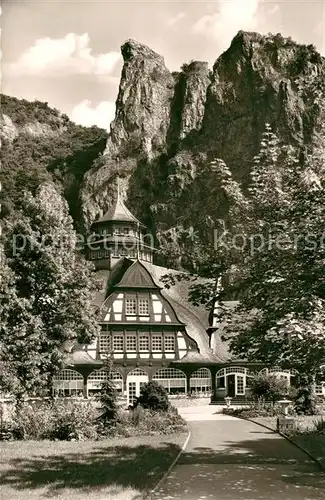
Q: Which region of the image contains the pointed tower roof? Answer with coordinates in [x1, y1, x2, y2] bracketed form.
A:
[94, 186, 144, 226]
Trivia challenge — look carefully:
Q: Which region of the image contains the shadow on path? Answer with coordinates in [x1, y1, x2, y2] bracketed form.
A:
[151, 422, 325, 500]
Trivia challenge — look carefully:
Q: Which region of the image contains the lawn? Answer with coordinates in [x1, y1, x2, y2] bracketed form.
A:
[0, 433, 188, 500]
[250, 415, 325, 469]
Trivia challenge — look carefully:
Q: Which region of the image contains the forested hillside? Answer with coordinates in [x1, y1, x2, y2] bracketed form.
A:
[1, 94, 108, 229]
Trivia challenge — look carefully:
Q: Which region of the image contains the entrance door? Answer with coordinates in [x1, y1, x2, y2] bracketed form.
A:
[236, 375, 245, 395]
[127, 380, 147, 405]
[128, 382, 137, 405]
[127, 369, 148, 405]
[227, 374, 236, 397]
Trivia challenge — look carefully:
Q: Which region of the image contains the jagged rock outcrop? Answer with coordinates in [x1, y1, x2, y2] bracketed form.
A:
[200, 31, 320, 180]
[81, 40, 213, 226]
[81, 31, 324, 245]
[105, 39, 175, 160]
[179, 61, 210, 139]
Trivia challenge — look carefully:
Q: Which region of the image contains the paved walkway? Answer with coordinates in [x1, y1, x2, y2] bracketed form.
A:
[151, 406, 325, 500]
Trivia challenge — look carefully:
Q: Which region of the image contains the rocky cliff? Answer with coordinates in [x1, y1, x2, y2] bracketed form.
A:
[3, 31, 324, 270]
[81, 31, 325, 268]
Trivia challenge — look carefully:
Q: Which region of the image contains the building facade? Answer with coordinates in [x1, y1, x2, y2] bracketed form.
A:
[53, 193, 325, 403]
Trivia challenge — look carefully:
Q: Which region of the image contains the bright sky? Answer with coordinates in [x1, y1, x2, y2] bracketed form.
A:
[2, 0, 325, 130]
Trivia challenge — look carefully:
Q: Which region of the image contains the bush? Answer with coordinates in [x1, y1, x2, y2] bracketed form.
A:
[0, 421, 18, 441]
[250, 374, 289, 404]
[49, 399, 98, 440]
[131, 404, 144, 426]
[313, 417, 325, 434]
[293, 386, 318, 415]
[138, 408, 186, 435]
[7, 399, 98, 440]
[135, 381, 170, 411]
[11, 400, 54, 439]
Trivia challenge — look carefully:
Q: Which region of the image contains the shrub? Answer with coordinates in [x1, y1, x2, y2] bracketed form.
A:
[313, 417, 325, 434]
[136, 381, 170, 411]
[49, 399, 98, 440]
[139, 409, 186, 435]
[0, 421, 18, 441]
[11, 400, 54, 439]
[8, 399, 98, 440]
[293, 386, 318, 415]
[131, 404, 144, 426]
[250, 374, 289, 404]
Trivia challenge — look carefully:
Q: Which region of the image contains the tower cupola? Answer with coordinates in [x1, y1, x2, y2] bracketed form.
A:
[88, 189, 154, 270]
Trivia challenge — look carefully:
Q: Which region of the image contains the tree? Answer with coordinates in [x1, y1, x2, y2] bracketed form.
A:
[175, 121, 325, 380]
[0, 182, 100, 399]
[226, 123, 325, 379]
[97, 350, 118, 425]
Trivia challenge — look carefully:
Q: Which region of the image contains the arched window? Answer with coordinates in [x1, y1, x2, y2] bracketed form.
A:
[153, 368, 186, 394]
[259, 367, 293, 384]
[88, 369, 123, 394]
[54, 369, 83, 381]
[128, 368, 148, 377]
[190, 368, 212, 393]
[88, 369, 123, 381]
[127, 368, 149, 405]
[53, 369, 83, 396]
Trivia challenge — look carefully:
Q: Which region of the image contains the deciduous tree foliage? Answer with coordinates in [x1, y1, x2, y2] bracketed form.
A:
[0, 183, 100, 398]
[219, 120, 325, 378]
[173, 116, 325, 379]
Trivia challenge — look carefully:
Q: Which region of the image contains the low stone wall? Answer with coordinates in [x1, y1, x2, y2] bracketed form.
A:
[170, 396, 211, 407]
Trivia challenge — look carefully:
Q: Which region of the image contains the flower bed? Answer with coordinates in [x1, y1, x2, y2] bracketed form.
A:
[0, 398, 187, 441]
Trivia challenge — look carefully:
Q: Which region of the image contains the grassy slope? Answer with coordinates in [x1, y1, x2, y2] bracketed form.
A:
[0, 433, 187, 500]
[251, 416, 325, 468]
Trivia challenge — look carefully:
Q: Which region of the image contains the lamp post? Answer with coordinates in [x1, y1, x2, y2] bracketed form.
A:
[277, 399, 295, 434]
[278, 399, 292, 416]
[224, 396, 232, 408]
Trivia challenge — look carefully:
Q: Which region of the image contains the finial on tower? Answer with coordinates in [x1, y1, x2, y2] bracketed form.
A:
[117, 175, 121, 202]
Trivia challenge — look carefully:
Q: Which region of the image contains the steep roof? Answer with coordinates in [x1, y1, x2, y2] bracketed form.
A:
[174, 351, 222, 365]
[94, 192, 144, 226]
[141, 263, 219, 359]
[210, 300, 254, 362]
[115, 260, 159, 289]
[68, 349, 103, 366]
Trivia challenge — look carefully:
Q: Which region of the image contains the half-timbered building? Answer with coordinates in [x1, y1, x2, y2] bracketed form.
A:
[53, 192, 325, 403]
